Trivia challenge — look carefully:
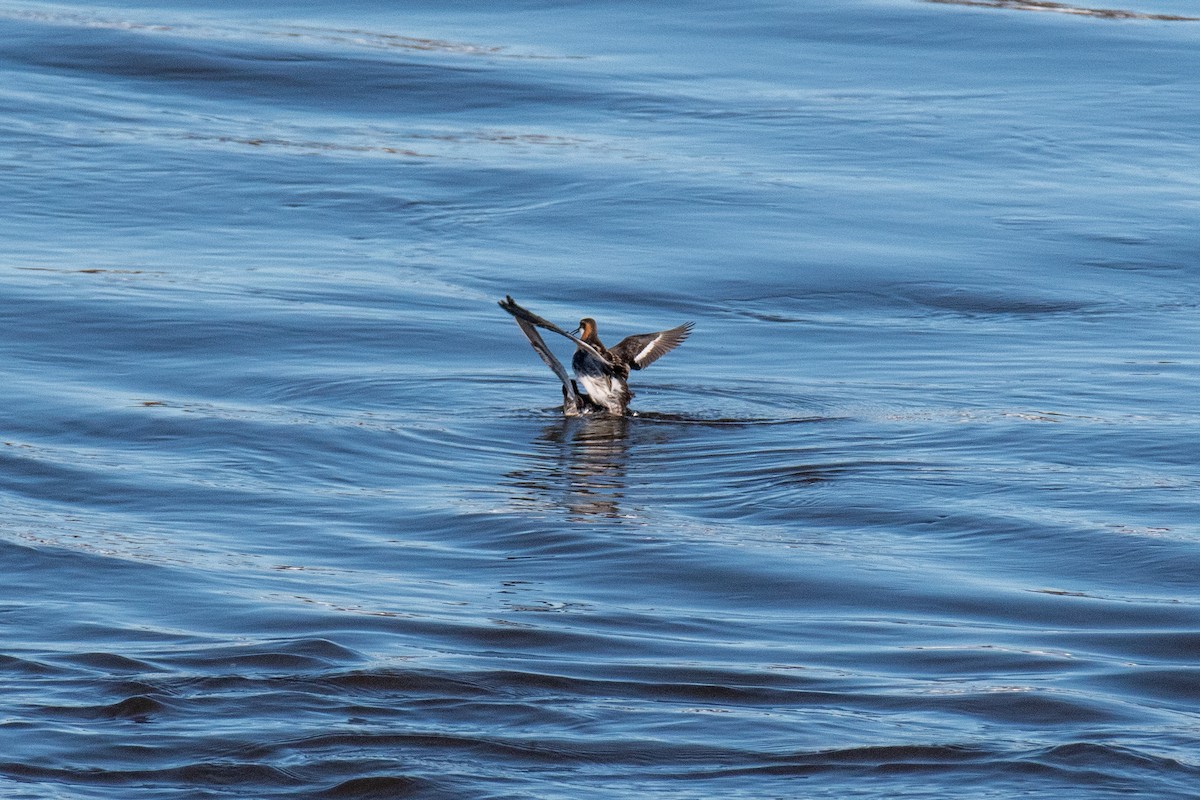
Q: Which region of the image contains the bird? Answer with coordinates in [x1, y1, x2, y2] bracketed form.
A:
[570, 316, 693, 415]
[499, 296, 693, 416]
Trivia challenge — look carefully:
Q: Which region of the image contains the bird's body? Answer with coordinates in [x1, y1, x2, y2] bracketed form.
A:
[571, 320, 631, 415]
[571, 317, 693, 415]
[499, 297, 693, 416]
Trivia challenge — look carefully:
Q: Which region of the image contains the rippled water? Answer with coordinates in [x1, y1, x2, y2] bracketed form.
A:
[3, 0, 1199, 797]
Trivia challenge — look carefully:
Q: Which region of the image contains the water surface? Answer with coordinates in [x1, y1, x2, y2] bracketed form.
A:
[2, 0, 1199, 797]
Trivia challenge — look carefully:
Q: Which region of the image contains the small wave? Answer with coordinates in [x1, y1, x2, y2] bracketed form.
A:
[57, 652, 162, 673]
[169, 639, 366, 673]
[1095, 667, 1200, 703]
[0, 760, 304, 789]
[41, 694, 169, 722]
[0, 654, 65, 677]
[898, 284, 1101, 317]
[924, 0, 1200, 21]
[318, 775, 438, 799]
[632, 411, 841, 427]
[0, 7, 518, 59]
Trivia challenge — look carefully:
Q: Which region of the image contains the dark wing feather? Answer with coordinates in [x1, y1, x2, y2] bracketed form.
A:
[610, 322, 693, 370]
[498, 296, 612, 367]
[511, 316, 580, 401]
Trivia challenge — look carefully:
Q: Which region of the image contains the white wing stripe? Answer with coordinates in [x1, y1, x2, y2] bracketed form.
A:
[634, 335, 663, 365]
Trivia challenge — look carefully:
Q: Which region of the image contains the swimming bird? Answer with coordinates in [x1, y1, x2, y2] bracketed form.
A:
[499, 296, 693, 416]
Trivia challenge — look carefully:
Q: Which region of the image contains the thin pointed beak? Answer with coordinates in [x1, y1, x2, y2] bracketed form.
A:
[571, 326, 582, 337]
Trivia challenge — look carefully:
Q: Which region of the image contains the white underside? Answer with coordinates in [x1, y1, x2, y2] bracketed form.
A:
[577, 373, 627, 413]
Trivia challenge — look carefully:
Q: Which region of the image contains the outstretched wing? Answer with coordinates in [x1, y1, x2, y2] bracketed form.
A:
[498, 295, 612, 367]
[610, 322, 694, 370]
[511, 315, 580, 400]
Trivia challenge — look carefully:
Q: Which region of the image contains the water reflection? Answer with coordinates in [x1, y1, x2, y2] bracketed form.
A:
[509, 414, 632, 519]
[505, 411, 829, 519]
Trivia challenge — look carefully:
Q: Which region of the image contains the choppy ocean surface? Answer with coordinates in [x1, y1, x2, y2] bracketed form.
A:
[3, 0, 1199, 797]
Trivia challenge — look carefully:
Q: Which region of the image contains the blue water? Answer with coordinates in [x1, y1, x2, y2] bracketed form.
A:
[3, 0, 1199, 797]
